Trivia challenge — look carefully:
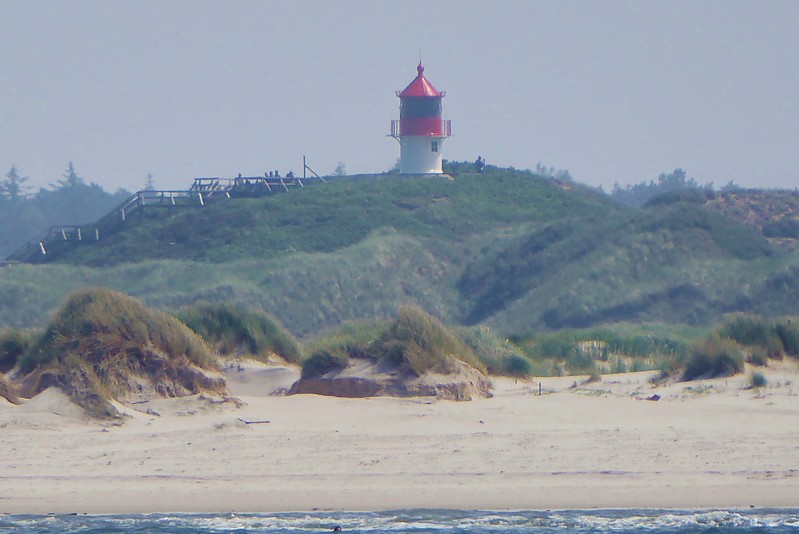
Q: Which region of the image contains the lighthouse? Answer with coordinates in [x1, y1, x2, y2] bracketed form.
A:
[390, 63, 452, 174]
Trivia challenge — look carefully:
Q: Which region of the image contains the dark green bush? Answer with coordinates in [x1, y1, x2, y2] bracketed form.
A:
[720, 314, 782, 357]
[774, 319, 799, 357]
[178, 302, 301, 364]
[504, 354, 533, 377]
[746, 347, 769, 366]
[305, 321, 388, 361]
[0, 328, 33, 373]
[763, 219, 799, 239]
[300, 350, 349, 379]
[458, 325, 533, 377]
[683, 337, 744, 380]
[750, 371, 768, 388]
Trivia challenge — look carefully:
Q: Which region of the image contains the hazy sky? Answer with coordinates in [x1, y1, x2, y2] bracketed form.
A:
[2, 1, 798, 193]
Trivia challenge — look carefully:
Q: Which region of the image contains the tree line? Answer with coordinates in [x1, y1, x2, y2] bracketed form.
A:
[0, 163, 131, 259]
[610, 168, 741, 208]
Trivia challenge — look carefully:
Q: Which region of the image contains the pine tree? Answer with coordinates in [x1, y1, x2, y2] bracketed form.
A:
[57, 161, 85, 189]
[1, 165, 30, 201]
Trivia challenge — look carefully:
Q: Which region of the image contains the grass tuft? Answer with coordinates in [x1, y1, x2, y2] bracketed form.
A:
[378, 305, 486, 376]
[178, 302, 302, 364]
[458, 325, 534, 377]
[301, 320, 389, 379]
[682, 336, 744, 380]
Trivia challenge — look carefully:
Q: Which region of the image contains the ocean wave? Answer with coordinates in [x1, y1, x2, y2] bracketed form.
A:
[2, 508, 798, 533]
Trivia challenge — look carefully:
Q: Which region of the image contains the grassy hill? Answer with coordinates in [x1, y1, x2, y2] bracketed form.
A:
[40, 168, 616, 266]
[1, 167, 798, 338]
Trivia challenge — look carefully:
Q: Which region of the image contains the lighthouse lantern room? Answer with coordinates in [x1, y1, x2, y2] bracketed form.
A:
[390, 63, 451, 174]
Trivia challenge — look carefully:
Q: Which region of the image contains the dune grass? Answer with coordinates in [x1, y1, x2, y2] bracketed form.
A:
[458, 325, 534, 377]
[510, 324, 694, 376]
[717, 313, 799, 361]
[378, 305, 486, 376]
[19, 288, 221, 418]
[682, 336, 745, 381]
[301, 307, 490, 379]
[0, 327, 35, 373]
[301, 320, 389, 378]
[177, 302, 302, 364]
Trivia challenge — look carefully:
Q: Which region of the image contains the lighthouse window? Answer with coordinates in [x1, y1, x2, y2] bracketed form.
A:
[401, 97, 442, 118]
[431, 141, 439, 152]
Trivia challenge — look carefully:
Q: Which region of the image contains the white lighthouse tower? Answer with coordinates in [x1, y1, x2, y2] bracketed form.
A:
[390, 63, 452, 174]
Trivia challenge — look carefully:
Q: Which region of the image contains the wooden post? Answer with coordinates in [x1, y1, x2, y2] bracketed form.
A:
[61, 228, 67, 240]
[121, 208, 126, 221]
[95, 228, 100, 240]
[539, 382, 543, 396]
[77, 228, 82, 241]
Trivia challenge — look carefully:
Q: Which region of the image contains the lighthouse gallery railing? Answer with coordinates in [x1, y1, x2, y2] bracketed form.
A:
[390, 119, 451, 138]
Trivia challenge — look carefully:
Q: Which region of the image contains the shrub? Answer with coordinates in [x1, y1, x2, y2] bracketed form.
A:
[300, 320, 389, 379]
[683, 337, 744, 381]
[720, 314, 783, 358]
[746, 347, 769, 367]
[300, 351, 350, 379]
[305, 321, 388, 360]
[0, 328, 34, 373]
[458, 325, 533, 377]
[749, 371, 768, 389]
[178, 302, 301, 364]
[774, 319, 799, 357]
[378, 305, 485, 376]
[763, 218, 799, 239]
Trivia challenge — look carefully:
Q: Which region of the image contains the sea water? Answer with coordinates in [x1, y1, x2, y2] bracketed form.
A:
[1, 509, 798, 533]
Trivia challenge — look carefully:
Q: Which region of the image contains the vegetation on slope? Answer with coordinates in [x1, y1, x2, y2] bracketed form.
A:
[19, 288, 223, 418]
[47, 168, 619, 266]
[2, 165, 799, 340]
[378, 305, 486, 376]
[484, 206, 784, 332]
[0, 327, 34, 373]
[301, 306, 488, 379]
[178, 302, 302, 364]
[301, 320, 389, 379]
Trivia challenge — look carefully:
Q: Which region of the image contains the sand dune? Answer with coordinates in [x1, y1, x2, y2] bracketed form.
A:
[1, 362, 798, 514]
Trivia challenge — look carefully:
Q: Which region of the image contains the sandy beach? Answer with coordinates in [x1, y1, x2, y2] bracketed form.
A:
[2, 361, 798, 514]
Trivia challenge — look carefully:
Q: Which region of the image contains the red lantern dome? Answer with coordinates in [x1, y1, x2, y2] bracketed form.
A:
[390, 63, 451, 174]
